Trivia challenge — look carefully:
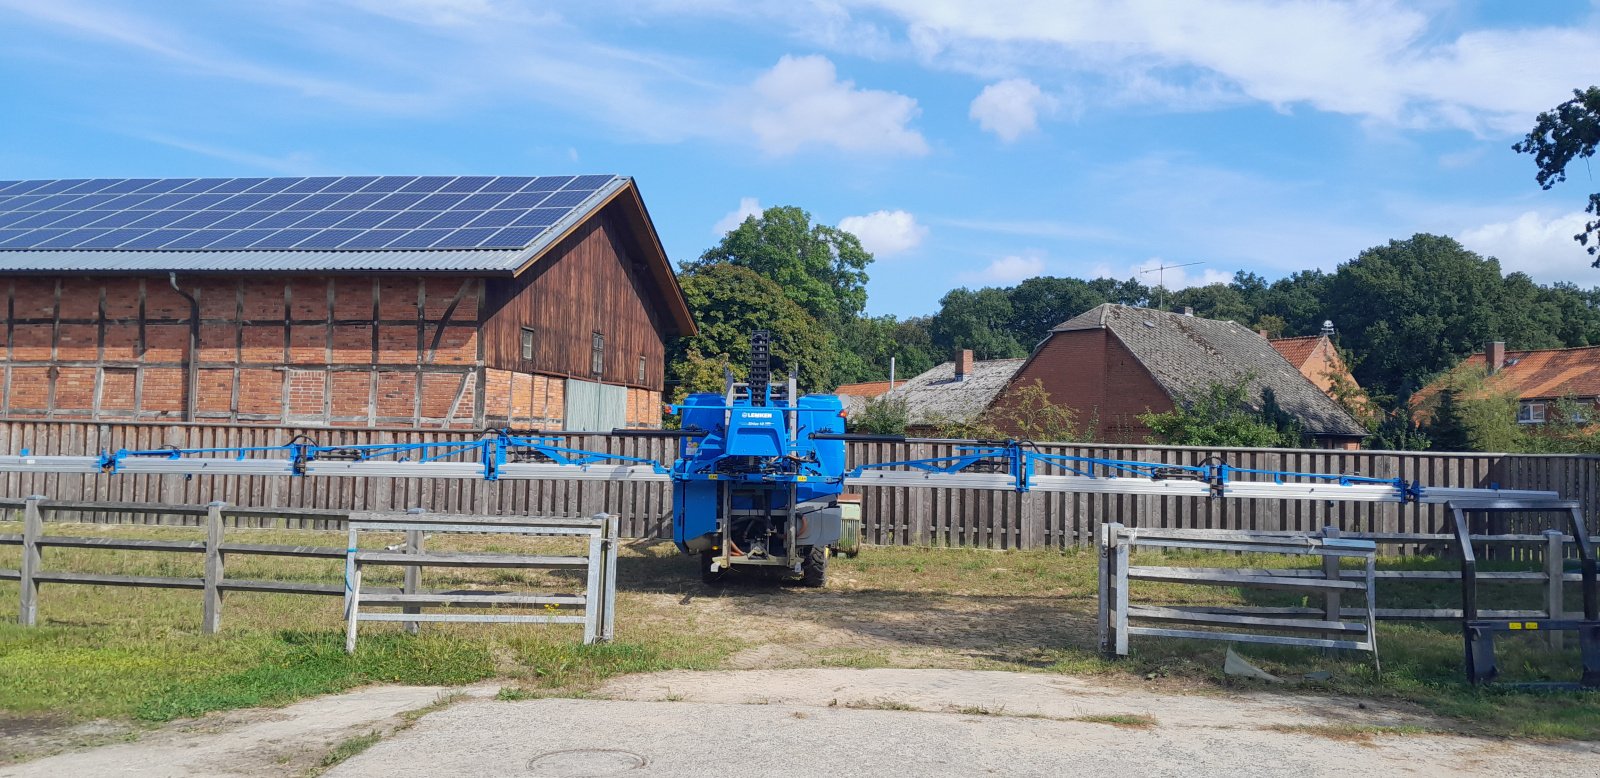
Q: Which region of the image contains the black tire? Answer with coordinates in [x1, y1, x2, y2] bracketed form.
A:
[700, 551, 726, 585]
[799, 544, 827, 588]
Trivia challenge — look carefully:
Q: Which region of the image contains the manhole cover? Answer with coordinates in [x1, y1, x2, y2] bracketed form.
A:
[527, 748, 647, 777]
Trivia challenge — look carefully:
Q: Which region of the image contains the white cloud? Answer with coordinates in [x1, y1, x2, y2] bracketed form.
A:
[780, 1, 1600, 134]
[1086, 258, 1232, 290]
[838, 209, 927, 255]
[961, 255, 1046, 284]
[969, 78, 1057, 141]
[743, 55, 928, 156]
[1458, 210, 1597, 284]
[712, 197, 763, 235]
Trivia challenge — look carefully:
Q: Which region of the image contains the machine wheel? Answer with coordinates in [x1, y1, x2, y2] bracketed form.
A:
[799, 545, 827, 588]
[699, 551, 726, 585]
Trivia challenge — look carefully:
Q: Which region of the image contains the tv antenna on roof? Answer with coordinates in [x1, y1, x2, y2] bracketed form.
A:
[1140, 261, 1202, 310]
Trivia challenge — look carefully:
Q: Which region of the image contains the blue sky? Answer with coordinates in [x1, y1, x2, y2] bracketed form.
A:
[2, 1, 1599, 318]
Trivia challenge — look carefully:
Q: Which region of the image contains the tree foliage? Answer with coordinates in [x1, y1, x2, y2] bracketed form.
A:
[667, 263, 831, 396]
[1326, 234, 1528, 402]
[1514, 86, 1600, 264]
[689, 205, 871, 327]
[850, 396, 909, 435]
[1139, 381, 1303, 448]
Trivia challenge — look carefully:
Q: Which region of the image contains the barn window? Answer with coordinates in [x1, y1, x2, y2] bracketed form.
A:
[520, 327, 536, 361]
[591, 332, 605, 376]
[638, 354, 647, 383]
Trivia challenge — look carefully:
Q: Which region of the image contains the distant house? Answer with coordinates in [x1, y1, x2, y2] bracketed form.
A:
[998, 304, 1367, 448]
[1269, 335, 1353, 394]
[834, 379, 896, 418]
[1414, 341, 1600, 425]
[844, 350, 1024, 434]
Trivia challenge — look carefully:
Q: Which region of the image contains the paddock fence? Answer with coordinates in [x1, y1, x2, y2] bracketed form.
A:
[1, 419, 1598, 549]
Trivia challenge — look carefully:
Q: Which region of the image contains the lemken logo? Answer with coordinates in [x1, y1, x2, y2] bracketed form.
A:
[743, 412, 775, 419]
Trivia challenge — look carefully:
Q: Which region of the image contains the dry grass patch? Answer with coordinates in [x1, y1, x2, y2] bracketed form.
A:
[1071, 713, 1158, 729]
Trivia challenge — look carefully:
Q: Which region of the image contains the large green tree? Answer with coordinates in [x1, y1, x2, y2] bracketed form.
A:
[688, 206, 872, 328]
[1514, 86, 1600, 264]
[928, 287, 1026, 359]
[1325, 234, 1509, 402]
[667, 263, 831, 397]
[1005, 276, 1111, 347]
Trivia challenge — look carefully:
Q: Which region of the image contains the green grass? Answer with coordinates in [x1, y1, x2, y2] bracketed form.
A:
[315, 731, 382, 770]
[1071, 713, 1157, 728]
[1, 520, 1599, 743]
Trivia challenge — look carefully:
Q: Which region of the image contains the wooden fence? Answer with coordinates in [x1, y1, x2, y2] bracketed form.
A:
[2, 420, 1598, 549]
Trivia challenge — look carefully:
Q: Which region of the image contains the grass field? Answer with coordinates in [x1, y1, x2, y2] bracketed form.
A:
[1, 518, 1597, 752]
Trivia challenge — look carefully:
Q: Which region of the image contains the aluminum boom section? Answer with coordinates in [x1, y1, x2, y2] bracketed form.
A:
[0, 455, 669, 482]
[846, 470, 1556, 504]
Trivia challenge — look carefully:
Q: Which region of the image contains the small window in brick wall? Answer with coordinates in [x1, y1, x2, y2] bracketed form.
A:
[638, 354, 647, 384]
[591, 332, 604, 376]
[521, 327, 536, 361]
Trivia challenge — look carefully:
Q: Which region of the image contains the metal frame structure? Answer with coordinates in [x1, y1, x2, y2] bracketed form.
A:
[342, 512, 618, 652]
[1450, 499, 1600, 690]
[1099, 523, 1380, 668]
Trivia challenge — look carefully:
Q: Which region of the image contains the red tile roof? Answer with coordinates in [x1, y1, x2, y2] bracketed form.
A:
[1269, 335, 1322, 368]
[1415, 345, 1600, 407]
[834, 380, 895, 398]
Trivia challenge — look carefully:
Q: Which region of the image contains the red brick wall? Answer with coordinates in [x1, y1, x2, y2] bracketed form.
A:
[0, 275, 490, 427]
[2, 272, 666, 429]
[1000, 329, 1173, 442]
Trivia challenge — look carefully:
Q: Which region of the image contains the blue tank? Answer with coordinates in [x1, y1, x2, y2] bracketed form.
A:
[671, 391, 846, 585]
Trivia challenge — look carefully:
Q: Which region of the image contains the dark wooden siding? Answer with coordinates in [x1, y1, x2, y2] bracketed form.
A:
[481, 205, 668, 391]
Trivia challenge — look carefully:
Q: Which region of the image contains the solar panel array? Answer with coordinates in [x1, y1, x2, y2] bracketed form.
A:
[0, 175, 619, 252]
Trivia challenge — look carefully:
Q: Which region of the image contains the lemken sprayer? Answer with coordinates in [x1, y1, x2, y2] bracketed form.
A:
[664, 331, 847, 585]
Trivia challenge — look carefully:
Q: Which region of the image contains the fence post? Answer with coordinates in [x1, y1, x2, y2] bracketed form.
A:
[203, 501, 227, 635]
[1545, 529, 1565, 650]
[597, 512, 618, 642]
[18, 495, 44, 627]
[404, 507, 425, 635]
[1321, 526, 1342, 647]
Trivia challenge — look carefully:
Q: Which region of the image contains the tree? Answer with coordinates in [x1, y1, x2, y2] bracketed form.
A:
[1325, 234, 1508, 402]
[983, 380, 1084, 442]
[928, 287, 1026, 359]
[1514, 86, 1600, 264]
[667, 263, 831, 397]
[1367, 409, 1432, 452]
[1170, 283, 1254, 323]
[832, 314, 937, 386]
[1418, 367, 1520, 452]
[1139, 381, 1303, 448]
[688, 205, 872, 328]
[850, 396, 909, 435]
[1005, 276, 1109, 348]
[1422, 388, 1471, 451]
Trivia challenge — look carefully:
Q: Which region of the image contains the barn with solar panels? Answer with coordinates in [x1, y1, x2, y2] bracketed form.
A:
[0, 174, 695, 430]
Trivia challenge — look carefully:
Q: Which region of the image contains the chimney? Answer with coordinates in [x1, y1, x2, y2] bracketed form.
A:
[1486, 341, 1506, 374]
[955, 349, 973, 381]
[1183, 307, 1194, 317]
[1257, 328, 1270, 338]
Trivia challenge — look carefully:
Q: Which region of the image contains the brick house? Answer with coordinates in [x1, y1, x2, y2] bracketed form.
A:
[843, 350, 1025, 433]
[0, 175, 694, 430]
[1414, 341, 1600, 426]
[999, 304, 1367, 448]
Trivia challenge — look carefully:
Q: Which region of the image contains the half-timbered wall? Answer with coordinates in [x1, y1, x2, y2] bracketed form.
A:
[1, 275, 486, 427]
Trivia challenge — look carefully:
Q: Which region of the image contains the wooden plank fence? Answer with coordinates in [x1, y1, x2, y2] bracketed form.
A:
[1, 420, 1598, 549]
